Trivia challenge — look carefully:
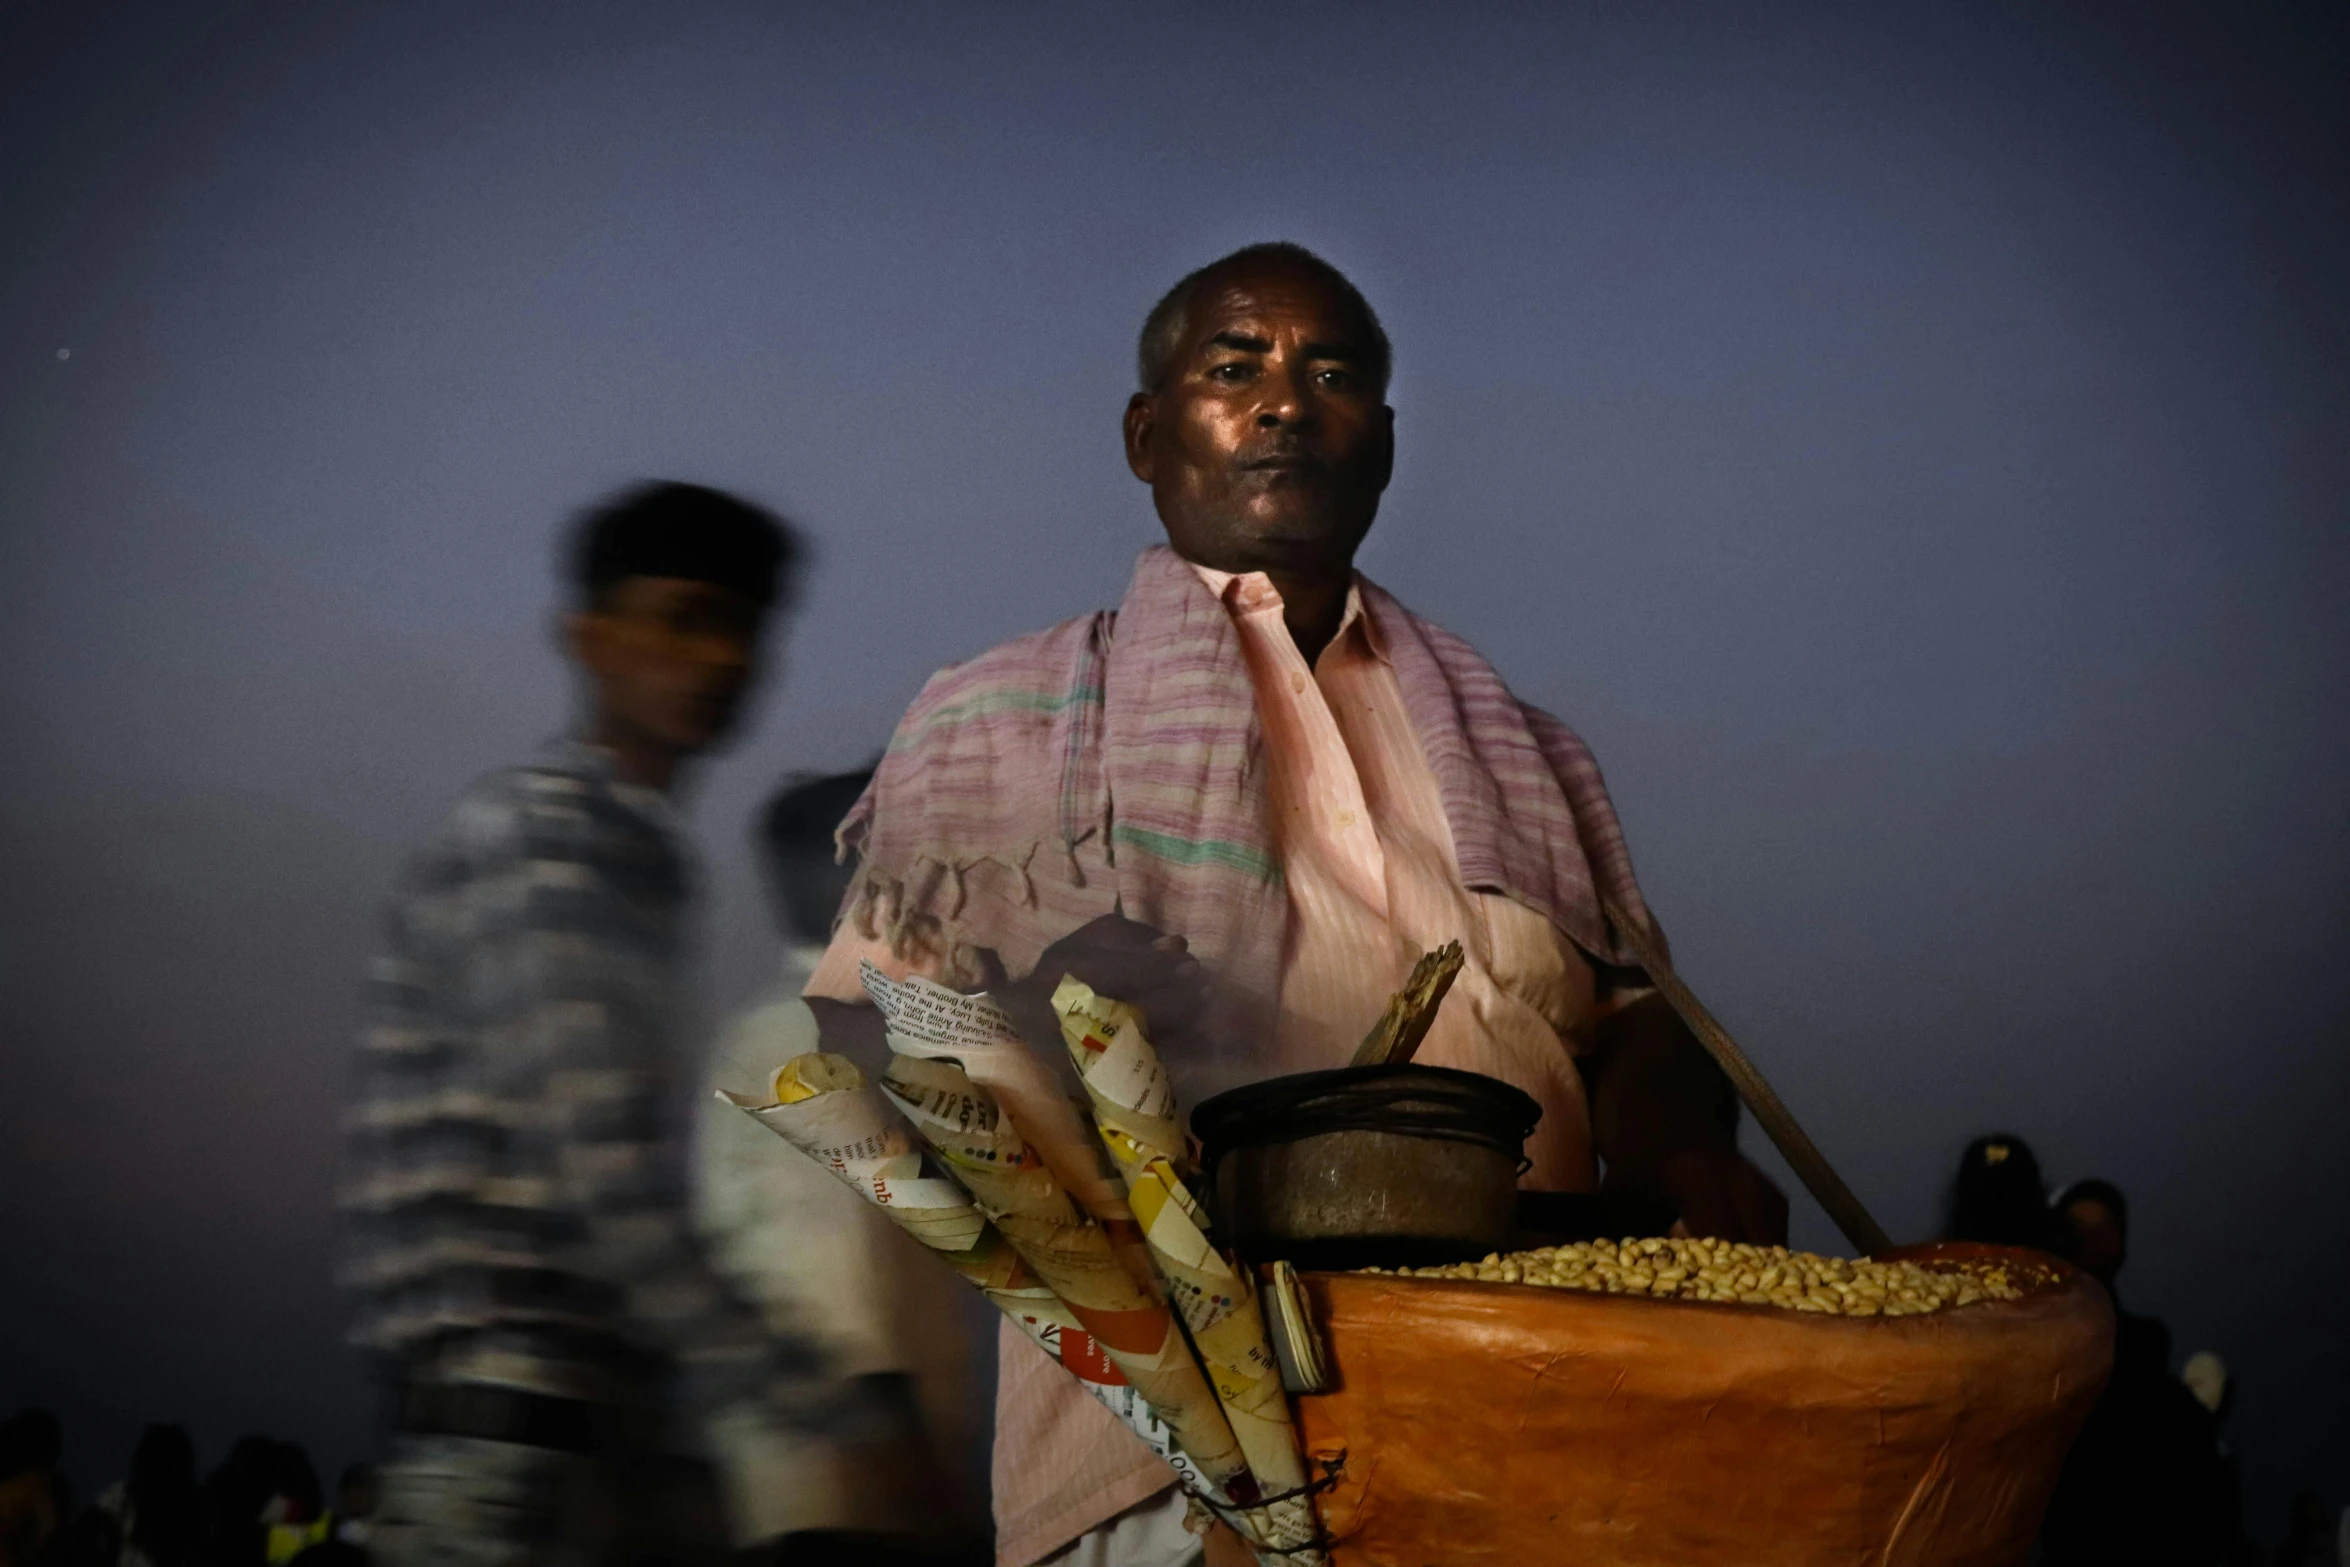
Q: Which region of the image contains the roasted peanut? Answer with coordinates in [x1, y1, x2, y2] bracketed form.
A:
[1361, 1238, 2045, 1317]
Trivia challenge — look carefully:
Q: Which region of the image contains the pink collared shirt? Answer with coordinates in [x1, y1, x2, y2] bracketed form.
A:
[1186, 562, 1603, 1187]
[806, 563, 1609, 1563]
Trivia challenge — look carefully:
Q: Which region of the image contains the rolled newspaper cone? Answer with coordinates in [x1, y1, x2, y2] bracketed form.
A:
[718, 1053, 1228, 1502]
[856, 961, 1161, 1295]
[1053, 979, 1323, 1561]
[878, 1052, 1259, 1509]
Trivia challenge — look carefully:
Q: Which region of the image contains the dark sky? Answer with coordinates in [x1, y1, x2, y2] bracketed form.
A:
[3, 0, 2344, 1535]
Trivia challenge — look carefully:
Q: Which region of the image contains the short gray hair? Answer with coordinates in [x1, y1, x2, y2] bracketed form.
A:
[1136, 242, 1391, 396]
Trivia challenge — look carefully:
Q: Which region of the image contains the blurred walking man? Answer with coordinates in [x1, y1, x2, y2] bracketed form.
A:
[341, 483, 905, 1567]
[691, 769, 985, 1553]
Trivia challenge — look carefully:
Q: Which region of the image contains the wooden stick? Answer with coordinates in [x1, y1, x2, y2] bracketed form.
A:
[1599, 893, 1893, 1257]
[1348, 941, 1465, 1068]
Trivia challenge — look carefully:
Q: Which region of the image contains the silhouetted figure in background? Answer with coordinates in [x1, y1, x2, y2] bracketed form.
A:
[258, 1445, 325, 1567]
[2040, 1177, 2231, 1565]
[756, 770, 873, 951]
[0, 1410, 64, 1567]
[99, 1425, 203, 1567]
[691, 768, 985, 1562]
[2056, 1178, 2175, 1387]
[282, 1465, 372, 1567]
[2179, 1354, 2259, 1566]
[341, 483, 903, 1567]
[284, 1467, 371, 1567]
[2272, 1492, 2339, 1567]
[1942, 1133, 2062, 1253]
[327, 1468, 374, 1557]
[2059, 1179, 2129, 1287]
[200, 1437, 277, 1567]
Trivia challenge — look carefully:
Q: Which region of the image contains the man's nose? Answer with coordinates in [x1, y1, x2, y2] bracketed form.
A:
[1256, 359, 1315, 429]
[700, 633, 755, 675]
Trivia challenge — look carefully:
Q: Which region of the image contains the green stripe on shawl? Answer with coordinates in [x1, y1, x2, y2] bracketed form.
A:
[888, 684, 1104, 750]
[1110, 822, 1281, 883]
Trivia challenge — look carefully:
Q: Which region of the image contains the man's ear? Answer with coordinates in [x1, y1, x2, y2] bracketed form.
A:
[1372, 404, 1396, 494]
[1122, 392, 1157, 484]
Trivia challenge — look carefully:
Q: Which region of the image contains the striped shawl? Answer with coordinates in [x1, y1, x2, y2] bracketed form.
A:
[840, 544, 1656, 1106]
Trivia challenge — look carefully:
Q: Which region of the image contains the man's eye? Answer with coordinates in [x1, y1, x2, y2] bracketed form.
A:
[1206, 362, 1250, 382]
[1316, 368, 1355, 389]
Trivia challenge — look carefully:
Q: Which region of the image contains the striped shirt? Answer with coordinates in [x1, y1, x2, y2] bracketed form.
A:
[341, 740, 846, 1435]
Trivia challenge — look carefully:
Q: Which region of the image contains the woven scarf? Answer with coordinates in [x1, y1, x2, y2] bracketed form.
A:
[839, 544, 1656, 1102]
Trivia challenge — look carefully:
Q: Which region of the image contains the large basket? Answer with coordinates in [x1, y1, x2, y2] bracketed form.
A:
[1290, 1242, 2112, 1567]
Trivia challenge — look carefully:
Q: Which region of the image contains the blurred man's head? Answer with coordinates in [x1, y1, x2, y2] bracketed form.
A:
[1946, 1132, 2053, 1250]
[563, 482, 798, 781]
[759, 767, 874, 945]
[2055, 1177, 2129, 1287]
[1124, 243, 1394, 586]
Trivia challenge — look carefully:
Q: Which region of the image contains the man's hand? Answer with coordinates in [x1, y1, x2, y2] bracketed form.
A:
[982, 913, 1207, 1054]
[807, 915, 1205, 1075]
[1584, 992, 1788, 1245]
[1634, 1145, 1789, 1245]
[1200, 1519, 1256, 1567]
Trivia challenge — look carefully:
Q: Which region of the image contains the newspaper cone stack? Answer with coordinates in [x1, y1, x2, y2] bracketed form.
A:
[719, 1053, 1228, 1502]
[858, 961, 1161, 1295]
[878, 1052, 1259, 1508]
[1052, 979, 1323, 1561]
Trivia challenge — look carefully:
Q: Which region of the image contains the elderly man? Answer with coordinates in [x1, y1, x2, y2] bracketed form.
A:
[804, 243, 1785, 1566]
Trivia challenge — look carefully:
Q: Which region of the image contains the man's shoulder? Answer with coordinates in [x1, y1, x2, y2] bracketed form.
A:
[850, 614, 1113, 855]
[1361, 578, 1605, 770]
[1360, 576, 1504, 675]
[441, 750, 601, 839]
[893, 611, 1112, 734]
[406, 746, 650, 885]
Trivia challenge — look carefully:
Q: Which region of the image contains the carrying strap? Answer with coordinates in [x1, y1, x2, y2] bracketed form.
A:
[1600, 893, 1893, 1256]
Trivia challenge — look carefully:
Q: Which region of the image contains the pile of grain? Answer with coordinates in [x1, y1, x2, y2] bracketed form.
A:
[1362, 1237, 2048, 1316]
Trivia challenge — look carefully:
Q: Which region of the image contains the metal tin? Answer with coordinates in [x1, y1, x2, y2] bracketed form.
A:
[1195, 1064, 1540, 1271]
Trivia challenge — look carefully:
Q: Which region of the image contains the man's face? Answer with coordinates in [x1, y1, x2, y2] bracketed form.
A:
[1124, 260, 1394, 580]
[2061, 1198, 2126, 1284]
[567, 576, 767, 757]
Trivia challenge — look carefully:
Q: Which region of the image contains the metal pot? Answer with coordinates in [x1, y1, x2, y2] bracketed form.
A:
[1194, 1064, 1540, 1271]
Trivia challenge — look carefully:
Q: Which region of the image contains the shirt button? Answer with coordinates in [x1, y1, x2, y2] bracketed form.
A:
[1336, 810, 1356, 828]
[1290, 672, 1307, 693]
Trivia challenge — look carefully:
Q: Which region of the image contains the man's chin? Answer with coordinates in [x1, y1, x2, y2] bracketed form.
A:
[1161, 495, 1377, 578]
[1220, 514, 1369, 572]
[659, 711, 740, 758]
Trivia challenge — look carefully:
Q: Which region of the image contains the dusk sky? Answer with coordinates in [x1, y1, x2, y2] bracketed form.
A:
[3, 0, 2344, 1534]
